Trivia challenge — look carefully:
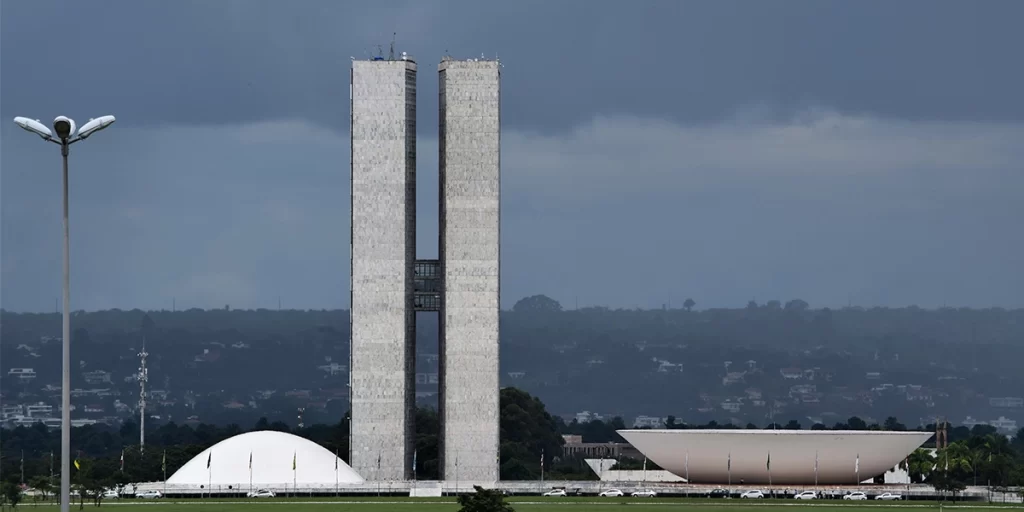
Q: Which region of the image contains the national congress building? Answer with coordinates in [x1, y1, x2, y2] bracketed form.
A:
[349, 51, 500, 483]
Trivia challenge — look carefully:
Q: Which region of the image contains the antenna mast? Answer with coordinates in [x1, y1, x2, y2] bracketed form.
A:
[138, 338, 149, 454]
[388, 32, 396, 61]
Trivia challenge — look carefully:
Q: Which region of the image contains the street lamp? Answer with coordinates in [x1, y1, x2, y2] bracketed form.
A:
[12, 114, 115, 512]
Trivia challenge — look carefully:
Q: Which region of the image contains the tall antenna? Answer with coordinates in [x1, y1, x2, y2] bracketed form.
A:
[138, 337, 149, 454]
[388, 32, 396, 61]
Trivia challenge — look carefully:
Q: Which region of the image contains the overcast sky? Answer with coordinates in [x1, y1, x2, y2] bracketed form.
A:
[2, 0, 1023, 312]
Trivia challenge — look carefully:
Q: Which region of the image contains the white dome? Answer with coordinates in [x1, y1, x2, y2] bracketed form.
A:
[167, 431, 363, 486]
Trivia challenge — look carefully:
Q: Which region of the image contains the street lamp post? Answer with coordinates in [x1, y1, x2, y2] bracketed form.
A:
[12, 114, 115, 512]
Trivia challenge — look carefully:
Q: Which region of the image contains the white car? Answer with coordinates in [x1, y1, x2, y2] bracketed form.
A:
[136, 490, 162, 499]
[247, 489, 275, 498]
[875, 492, 902, 500]
[101, 489, 119, 499]
[632, 490, 657, 497]
[844, 492, 868, 500]
[794, 491, 817, 500]
[599, 489, 624, 497]
[542, 489, 567, 497]
[740, 490, 765, 499]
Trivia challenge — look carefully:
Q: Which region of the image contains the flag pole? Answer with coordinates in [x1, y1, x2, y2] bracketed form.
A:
[727, 452, 732, 492]
[162, 450, 167, 497]
[540, 448, 545, 486]
[814, 450, 819, 490]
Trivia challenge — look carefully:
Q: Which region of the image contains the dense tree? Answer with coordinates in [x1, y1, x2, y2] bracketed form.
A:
[1, 481, 22, 507]
[511, 295, 562, 313]
[457, 486, 514, 512]
[499, 388, 564, 480]
[900, 448, 936, 484]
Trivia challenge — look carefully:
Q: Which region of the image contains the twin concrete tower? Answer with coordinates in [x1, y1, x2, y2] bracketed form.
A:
[349, 52, 501, 483]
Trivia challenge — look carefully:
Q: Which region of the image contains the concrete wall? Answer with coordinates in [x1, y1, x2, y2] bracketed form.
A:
[438, 59, 501, 483]
[618, 429, 933, 485]
[349, 59, 417, 481]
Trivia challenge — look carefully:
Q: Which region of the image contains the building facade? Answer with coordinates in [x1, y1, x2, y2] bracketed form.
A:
[618, 429, 933, 485]
[349, 57, 418, 481]
[438, 58, 502, 483]
[350, 55, 500, 483]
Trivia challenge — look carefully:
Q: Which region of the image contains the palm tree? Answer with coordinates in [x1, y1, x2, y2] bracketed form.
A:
[900, 448, 936, 484]
[938, 442, 975, 481]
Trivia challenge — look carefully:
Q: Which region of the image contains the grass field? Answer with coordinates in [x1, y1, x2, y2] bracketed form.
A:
[9, 498, 1021, 512]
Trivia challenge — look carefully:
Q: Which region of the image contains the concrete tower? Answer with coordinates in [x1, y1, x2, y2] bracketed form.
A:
[349, 55, 417, 481]
[350, 54, 500, 484]
[437, 58, 501, 483]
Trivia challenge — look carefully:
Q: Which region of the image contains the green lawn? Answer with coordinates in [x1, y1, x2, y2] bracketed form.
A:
[10, 498, 1020, 512]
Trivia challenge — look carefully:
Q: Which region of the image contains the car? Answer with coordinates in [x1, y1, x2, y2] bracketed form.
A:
[844, 492, 868, 500]
[542, 489, 567, 497]
[740, 490, 765, 499]
[632, 490, 657, 497]
[101, 489, 119, 499]
[136, 490, 162, 499]
[599, 489, 624, 497]
[875, 492, 902, 500]
[794, 491, 817, 500]
[707, 488, 730, 498]
[247, 489, 275, 498]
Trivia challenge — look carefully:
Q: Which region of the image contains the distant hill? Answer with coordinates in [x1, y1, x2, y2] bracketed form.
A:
[2, 298, 1022, 430]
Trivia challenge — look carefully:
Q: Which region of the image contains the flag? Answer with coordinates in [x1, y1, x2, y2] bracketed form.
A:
[412, 450, 417, 472]
[249, 452, 252, 470]
[815, 451, 819, 473]
[643, 457, 647, 472]
[162, 451, 166, 473]
[540, 449, 545, 469]
[335, 449, 339, 471]
[727, 452, 731, 471]
[120, 449, 125, 472]
[855, 453, 860, 473]
[766, 452, 771, 471]
[74, 459, 81, 471]
[206, 452, 211, 469]
[292, 452, 296, 471]
[684, 451, 689, 480]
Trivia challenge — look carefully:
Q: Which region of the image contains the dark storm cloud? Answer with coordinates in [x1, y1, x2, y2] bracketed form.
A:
[2, 1, 1023, 312]
[2, 0, 1023, 134]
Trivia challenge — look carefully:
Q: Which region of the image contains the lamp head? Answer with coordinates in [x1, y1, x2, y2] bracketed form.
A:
[53, 116, 76, 140]
[13, 117, 54, 141]
[76, 115, 116, 139]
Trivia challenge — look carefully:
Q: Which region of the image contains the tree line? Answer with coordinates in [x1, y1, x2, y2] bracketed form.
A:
[4, 387, 1022, 495]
